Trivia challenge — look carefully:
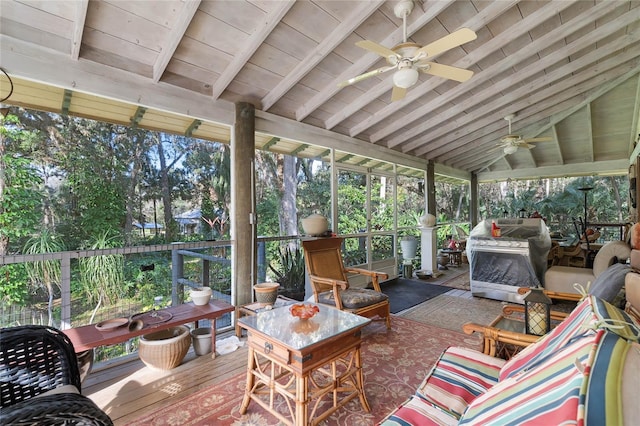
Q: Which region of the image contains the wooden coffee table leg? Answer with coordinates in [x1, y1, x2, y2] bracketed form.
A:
[240, 346, 256, 414]
[295, 375, 307, 426]
[354, 346, 370, 412]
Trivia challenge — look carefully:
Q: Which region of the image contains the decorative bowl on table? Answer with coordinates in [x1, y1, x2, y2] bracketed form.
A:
[290, 303, 319, 320]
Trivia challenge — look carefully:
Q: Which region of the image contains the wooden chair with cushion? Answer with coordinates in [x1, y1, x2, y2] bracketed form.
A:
[302, 237, 391, 329]
[0, 325, 113, 425]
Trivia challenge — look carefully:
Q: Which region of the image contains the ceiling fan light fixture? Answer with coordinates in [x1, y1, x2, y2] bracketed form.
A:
[393, 67, 419, 89]
[503, 145, 518, 155]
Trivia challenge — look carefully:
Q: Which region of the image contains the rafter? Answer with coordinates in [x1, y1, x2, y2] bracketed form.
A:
[261, 0, 383, 111]
[153, 0, 201, 83]
[70, 0, 88, 60]
[210, 0, 295, 100]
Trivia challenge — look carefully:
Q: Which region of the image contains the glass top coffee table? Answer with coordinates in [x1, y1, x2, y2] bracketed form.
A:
[238, 304, 371, 426]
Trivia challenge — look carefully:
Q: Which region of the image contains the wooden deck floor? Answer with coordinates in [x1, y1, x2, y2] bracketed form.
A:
[83, 329, 248, 425]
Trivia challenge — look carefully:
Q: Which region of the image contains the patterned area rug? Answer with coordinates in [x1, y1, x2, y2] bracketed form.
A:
[128, 317, 481, 426]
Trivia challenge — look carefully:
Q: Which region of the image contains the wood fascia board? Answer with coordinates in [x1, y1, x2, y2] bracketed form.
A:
[0, 35, 235, 126]
[295, 0, 455, 122]
[255, 109, 440, 174]
[391, 1, 630, 151]
[337, 0, 523, 135]
[70, 0, 89, 60]
[477, 159, 628, 183]
[153, 0, 201, 83]
[210, 0, 295, 100]
[261, 0, 383, 111]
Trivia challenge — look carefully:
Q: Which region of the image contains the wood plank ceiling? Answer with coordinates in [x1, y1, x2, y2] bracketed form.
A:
[1, 0, 639, 182]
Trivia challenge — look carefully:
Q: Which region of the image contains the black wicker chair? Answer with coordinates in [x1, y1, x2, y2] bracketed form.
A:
[0, 325, 112, 425]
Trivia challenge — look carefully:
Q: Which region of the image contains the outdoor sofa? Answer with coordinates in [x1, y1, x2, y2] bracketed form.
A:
[380, 294, 639, 425]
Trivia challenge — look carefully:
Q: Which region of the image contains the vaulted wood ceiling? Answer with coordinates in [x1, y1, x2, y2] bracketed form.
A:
[1, 0, 639, 182]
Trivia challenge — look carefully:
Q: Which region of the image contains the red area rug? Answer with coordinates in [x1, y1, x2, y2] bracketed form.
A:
[129, 317, 481, 425]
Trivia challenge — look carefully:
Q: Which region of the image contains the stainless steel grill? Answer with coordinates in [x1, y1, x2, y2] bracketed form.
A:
[467, 218, 551, 303]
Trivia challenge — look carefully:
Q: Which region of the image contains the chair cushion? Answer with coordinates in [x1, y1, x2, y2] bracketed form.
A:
[459, 329, 598, 425]
[415, 346, 504, 418]
[588, 262, 630, 303]
[544, 265, 595, 294]
[318, 288, 388, 309]
[499, 296, 640, 381]
[380, 395, 458, 426]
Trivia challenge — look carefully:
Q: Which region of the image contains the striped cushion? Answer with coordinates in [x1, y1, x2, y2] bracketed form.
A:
[498, 295, 640, 381]
[415, 346, 504, 418]
[580, 332, 638, 424]
[459, 329, 600, 425]
[380, 395, 458, 426]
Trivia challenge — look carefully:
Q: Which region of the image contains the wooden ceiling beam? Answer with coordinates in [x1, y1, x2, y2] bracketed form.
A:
[70, 0, 88, 60]
[153, 0, 201, 83]
[261, 0, 383, 111]
[210, 0, 295, 100]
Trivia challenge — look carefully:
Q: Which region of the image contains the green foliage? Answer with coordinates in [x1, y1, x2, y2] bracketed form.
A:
[0, 155, 43, 250]
[79, 231, 125, 305]
[0, 264, 29, 304]
[268, 246, 305, 292]
[23, 230, 64, 290]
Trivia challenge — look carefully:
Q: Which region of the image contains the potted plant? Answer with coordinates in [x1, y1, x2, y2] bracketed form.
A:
[269, 246, 306, 301]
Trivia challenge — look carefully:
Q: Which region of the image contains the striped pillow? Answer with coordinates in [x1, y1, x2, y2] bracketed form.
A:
[459, 329, 600, 425]
[415, 346, 504, 418]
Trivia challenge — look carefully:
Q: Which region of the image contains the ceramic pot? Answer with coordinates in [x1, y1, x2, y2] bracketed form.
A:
[400, 236, 418, 260]
[418, 214, 437, 227]
[301, 214, 329, 236]
[139, 325, 191, 370]
[190, 287, 212, 305]
[253, 282, 280, 305]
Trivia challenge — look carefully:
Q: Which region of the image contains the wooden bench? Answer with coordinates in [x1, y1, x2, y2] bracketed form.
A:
[63, 300, 234, 357]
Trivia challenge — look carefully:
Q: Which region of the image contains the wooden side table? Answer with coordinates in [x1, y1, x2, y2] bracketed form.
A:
[442, 249, 463, 266]
[238, 305, 371, 425]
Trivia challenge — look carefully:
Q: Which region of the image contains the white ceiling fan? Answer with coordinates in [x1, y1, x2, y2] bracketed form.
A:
[496, 114, 553, 155]
[338, 0, 477, 102]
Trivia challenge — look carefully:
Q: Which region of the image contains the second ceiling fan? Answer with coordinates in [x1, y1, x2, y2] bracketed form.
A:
[339, 0, 477, 101]
[496, 114, 553, 155]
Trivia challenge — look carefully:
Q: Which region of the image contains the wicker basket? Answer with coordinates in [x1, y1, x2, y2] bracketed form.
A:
[138, 325, 191, 370]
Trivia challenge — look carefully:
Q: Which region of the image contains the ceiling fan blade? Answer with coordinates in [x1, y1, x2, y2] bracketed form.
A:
[337, 65, 396, 88]
[415, 28, 477, 59]
[356, 40, 400, 60]
[523, 137, 553, 143]
[419, 62, 474, 82]
[391, 85, 407, 102]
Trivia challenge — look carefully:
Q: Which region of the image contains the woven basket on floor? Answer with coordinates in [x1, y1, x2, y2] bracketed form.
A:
[138, 325, 191, 370]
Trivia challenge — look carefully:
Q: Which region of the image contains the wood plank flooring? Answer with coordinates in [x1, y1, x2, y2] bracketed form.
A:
[83, 329, 248, 425]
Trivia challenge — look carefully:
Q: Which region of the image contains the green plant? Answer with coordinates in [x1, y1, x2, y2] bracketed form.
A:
[268, 246, 305, 293]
